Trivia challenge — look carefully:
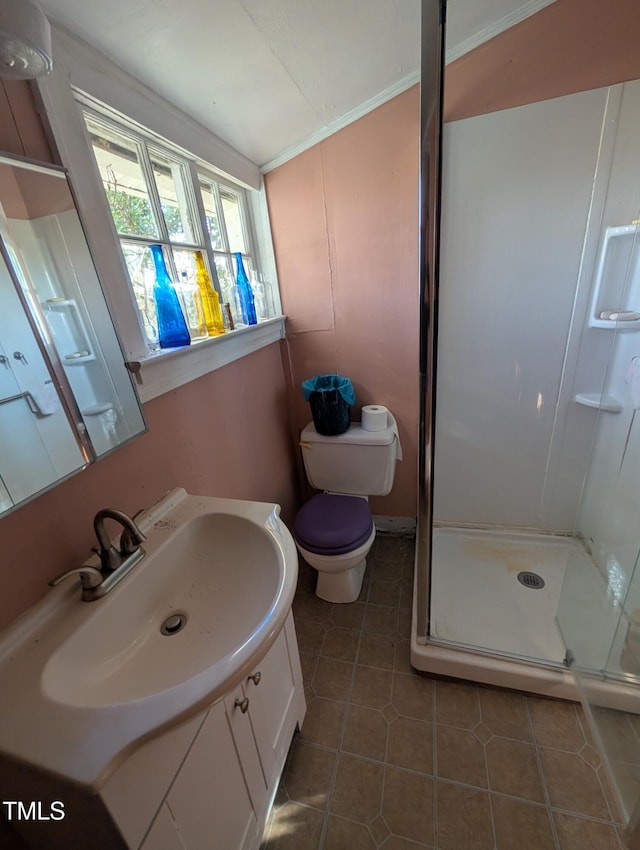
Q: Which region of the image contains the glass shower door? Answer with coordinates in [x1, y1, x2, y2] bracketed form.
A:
[558, 207, 640, 836]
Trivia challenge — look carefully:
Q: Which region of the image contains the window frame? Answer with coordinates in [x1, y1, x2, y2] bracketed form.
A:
[34, 53, 283, 403]
[82, 108, 263, 344]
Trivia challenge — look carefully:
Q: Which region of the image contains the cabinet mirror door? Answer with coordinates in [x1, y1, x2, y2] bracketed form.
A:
[0, 154, 146, 516]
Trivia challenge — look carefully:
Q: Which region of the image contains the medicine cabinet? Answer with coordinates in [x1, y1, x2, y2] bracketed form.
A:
[0, 153, 145, 516]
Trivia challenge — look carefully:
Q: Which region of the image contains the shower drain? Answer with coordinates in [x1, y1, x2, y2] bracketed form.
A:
[517, 571, 545, 590]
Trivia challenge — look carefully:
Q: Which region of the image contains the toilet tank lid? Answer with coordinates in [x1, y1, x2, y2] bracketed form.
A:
[301, 421, 395, 446]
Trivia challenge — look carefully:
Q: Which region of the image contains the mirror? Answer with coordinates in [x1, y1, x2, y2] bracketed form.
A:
[0, 154, 145, 516]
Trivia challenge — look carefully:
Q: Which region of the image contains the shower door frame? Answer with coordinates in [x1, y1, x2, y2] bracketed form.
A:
[415, 0, 446, 644]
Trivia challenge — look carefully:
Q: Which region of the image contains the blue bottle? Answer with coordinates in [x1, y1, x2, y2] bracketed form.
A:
[149, 244, 190, 348]
[234, 252, 257, 326]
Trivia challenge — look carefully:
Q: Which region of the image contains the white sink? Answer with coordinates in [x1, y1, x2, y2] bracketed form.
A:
[43, 512, 285, 708]
[0, 489, 298, 786]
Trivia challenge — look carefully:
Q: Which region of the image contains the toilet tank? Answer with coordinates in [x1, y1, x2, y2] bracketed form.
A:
[300, 421, 398, 496]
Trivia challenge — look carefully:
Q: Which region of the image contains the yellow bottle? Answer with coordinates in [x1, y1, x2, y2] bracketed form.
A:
[194, 251, 225, 336]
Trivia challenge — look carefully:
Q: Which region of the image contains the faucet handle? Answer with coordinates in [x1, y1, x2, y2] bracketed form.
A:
[49, 566, 103, 590]
[94, 508, 146, 559]
[120, 518, 146, 555]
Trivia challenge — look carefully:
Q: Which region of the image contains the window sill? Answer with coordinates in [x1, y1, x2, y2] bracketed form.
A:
[127, 317, 285, 402]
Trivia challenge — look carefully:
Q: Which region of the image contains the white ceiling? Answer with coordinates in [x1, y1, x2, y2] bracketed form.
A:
[36, 0, 557, 169]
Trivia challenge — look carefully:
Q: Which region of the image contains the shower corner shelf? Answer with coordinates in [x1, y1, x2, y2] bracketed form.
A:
[63, 352, 96, 365]
[81, 403, 114, 417]
[588, 223, 640, 329]
[45, 298, 76, 309]
[574, 393, 623, 413]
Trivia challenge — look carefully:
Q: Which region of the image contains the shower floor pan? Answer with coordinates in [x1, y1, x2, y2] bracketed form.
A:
[411, 528, 638, 708]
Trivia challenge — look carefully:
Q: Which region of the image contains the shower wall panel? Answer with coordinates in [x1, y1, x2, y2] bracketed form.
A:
[434, 87, 609, 530]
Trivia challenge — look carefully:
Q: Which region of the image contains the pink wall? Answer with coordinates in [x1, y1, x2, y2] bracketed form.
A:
[445, 0, 640, 122]
[0, 82, 52, 162]
[0, 81, 298, 631]
[265, 87, 420, 519]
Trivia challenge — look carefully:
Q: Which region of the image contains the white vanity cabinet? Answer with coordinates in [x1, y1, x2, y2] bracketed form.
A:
[0, 491, 302, 850]
[108, 612, 305, 850]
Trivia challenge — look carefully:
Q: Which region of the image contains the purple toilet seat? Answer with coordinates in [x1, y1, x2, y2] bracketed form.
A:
[294, 493, 374, 556]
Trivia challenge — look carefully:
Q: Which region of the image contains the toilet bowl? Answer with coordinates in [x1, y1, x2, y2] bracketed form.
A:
[294, 420, 400, 603]
[294, 493, 376, 603]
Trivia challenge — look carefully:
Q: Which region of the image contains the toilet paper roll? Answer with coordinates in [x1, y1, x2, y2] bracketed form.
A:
[361, 406, 403, 461]
[361, 405, 389, 431]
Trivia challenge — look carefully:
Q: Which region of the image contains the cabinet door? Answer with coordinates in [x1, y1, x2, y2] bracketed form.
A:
[167, 700, 258, 850]
[224, 686, 267, 815]
[245, 613, 305, 792]
[102, 710, 205, 850]
[140, 804, 185, 850]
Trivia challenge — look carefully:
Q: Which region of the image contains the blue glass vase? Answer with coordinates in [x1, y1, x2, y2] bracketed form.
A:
[149, 244, 190, 348]
[234, 252, 257, 326]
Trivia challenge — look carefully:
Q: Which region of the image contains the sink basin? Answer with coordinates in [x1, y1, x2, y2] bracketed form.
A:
[43, 512, 285, 708]
[0, 488, 298, 786]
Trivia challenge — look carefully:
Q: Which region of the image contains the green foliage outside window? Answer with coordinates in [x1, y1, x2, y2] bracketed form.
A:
[105, 188, 164, 238]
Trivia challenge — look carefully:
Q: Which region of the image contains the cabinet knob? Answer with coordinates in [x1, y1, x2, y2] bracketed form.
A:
[247, 671, 262, 686]
[234, 696, 249, 714]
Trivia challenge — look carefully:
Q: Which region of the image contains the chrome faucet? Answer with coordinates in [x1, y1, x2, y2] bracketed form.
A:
[49, 508, 146, 601]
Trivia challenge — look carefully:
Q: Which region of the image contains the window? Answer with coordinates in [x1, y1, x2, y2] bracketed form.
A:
[83, 111, 263, 350]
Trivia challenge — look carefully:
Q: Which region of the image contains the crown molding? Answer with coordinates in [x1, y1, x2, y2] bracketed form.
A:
[260, 71, 419, 174]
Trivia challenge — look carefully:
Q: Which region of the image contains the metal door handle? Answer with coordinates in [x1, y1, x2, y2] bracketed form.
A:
[247, 671, 262, 686]
[13, 351, 27, 365]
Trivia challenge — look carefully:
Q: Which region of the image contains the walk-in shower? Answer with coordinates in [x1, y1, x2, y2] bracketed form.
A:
[414, 0, 640, 838]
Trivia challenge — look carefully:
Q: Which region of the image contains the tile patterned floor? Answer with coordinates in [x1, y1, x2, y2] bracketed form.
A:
[261, 536, 628, 850]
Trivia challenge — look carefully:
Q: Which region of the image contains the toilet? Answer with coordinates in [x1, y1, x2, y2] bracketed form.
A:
[294, 419, 399, 603]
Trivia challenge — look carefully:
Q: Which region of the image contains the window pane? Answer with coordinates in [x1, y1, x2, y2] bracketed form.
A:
[150, 151, 195, 244]
[220, 187, 247, 253]
[85, 119, 159, 239]
[120, 241, 159, 347]
[199, 181, 224, 250]
[172, 248, 197, 281]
